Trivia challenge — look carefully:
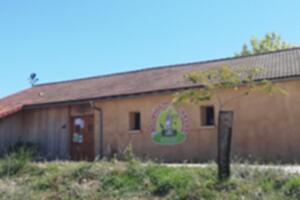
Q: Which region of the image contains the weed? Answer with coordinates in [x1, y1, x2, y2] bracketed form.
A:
[283, 178, 300, 199]
[0, 159, 300, 200]
[0, 146, 34, 177]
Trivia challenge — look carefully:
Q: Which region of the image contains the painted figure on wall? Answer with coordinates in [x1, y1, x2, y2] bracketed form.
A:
[151, 102, 189, 145]
[161, 111, 176, 137]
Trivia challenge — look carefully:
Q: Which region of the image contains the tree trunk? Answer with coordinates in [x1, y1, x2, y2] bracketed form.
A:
[217, 111, 234, 180]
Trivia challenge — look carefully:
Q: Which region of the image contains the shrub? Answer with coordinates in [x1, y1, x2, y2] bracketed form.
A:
[283, 178, 300, 199]
[146, 166, 196, 197]
[71, 163, 95, 183]
[0, 145, 35, 177]
[123, 144, 136, 162]
[7, 142, 39, 156]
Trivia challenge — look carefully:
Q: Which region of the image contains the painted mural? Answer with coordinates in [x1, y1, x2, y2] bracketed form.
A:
[151, 102, 189, 145]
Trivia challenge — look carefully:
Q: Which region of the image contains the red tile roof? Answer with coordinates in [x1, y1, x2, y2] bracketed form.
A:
[1, 48, 300, 119]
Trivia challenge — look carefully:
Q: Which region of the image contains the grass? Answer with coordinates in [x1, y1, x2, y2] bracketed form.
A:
[1, 150, 300, 199]
[0, 146, 34, 177]
[152, 131, 187, 145]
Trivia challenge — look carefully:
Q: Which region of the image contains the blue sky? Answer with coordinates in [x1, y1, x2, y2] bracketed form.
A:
[0, 0, 299, 97]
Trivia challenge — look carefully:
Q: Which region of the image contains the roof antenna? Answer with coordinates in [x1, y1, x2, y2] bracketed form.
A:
[29, 73, 39, 87]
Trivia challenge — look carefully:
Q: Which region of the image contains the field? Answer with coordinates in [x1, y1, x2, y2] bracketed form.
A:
[1, 149, 300, 200]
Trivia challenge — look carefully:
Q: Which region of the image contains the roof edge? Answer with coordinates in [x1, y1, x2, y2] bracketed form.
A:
[0, 105, 23, 120]
[25, 75, 300, 110]
[34, 47, 300, 87]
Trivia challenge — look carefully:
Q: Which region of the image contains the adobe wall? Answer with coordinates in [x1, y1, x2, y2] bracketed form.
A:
[96, 80, 300, 163]
[1, 80, 299, 163]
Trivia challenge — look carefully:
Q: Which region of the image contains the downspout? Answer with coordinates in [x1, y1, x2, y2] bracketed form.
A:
[89, 101, 104, 159]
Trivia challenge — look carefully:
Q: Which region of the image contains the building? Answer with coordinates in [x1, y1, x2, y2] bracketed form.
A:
[1, 48, 300, 162]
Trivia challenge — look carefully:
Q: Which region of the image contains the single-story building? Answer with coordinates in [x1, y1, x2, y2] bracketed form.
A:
[1, 48, 300, 163]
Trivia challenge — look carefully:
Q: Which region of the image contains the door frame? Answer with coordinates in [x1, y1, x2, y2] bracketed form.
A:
[70, 114, 95, 161]
[93, 107, 104, 159]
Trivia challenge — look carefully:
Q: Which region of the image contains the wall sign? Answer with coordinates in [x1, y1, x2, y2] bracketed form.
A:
[74, 118, 85, 128]
[73, 132, 83, 144]
[73, 118, 84, 144]
[151, 102, 189, 145]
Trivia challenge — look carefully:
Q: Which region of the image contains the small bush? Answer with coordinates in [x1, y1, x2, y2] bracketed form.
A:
[146, 166, 195, 197]
[283, 178, 300, 199]
[7, 142, 39, 156]
[32, 175, 54, 191]
[71, 163, 95, 183]
[123, 144, 136, 162]
[0, 145, 35, 177]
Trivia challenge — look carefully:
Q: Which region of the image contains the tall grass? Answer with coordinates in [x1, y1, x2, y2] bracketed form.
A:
[0, 145, 35, 177]
[1, 148, 300, 199]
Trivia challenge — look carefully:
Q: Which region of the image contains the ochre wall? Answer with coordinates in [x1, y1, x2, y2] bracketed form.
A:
[230, 81, 300, 163]
[0, 80, 299, 163]
[95, 80, 300, 163]
[95, 95, 217, 162]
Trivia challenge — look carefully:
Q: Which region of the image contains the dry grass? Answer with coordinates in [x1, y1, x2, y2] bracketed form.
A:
[0, 160, 300, 200]
[1, 150, 300, 200]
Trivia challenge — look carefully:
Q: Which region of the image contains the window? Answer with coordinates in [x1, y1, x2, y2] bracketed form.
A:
[201, 106, 215, 126]
[129, 112, 141, 131]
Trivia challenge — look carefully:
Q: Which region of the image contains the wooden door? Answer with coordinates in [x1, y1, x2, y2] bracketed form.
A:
[71, 115, 95, 161]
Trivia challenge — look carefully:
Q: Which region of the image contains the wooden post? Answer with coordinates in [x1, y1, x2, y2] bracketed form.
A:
[217, 111, 234, 180]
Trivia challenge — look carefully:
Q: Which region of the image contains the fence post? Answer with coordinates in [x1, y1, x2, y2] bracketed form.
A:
[217, 111, 234, 180]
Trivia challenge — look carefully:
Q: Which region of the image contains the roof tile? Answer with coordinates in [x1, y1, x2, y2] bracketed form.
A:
[1, 48, 300, 119]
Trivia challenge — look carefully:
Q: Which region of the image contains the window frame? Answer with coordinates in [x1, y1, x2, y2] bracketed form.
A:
[200, 105, 216, 128]
[129, 111, 141, 132]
